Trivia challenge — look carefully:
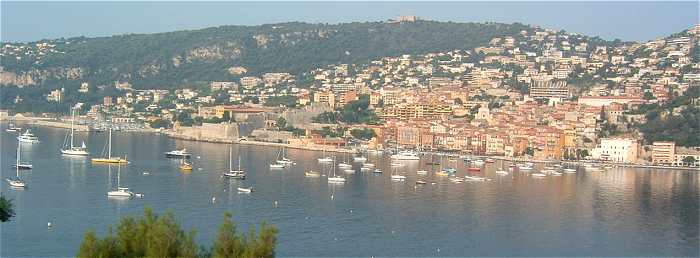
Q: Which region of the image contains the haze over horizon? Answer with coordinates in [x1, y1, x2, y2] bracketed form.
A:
[1, 1, 698, 43]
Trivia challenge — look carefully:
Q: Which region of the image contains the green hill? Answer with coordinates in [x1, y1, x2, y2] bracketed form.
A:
[1, 21, 532, 89]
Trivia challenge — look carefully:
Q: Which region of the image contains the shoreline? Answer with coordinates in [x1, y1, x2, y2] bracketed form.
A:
[165, 132, 357, 154]
[12, 120, 699, 170]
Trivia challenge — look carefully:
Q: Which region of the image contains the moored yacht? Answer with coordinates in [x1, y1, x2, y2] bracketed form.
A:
[223, 147, 245, 179]
[165, 148, 191, 158]
[61, 106, 90, 156]
[391, 151, 420, 160]
[17, 129, 40, 143]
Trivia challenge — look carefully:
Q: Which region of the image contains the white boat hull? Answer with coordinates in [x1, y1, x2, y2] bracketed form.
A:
[61, 149, 90, 156]
[328, 177, 346, 183]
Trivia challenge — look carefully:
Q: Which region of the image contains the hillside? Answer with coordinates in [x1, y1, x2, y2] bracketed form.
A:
[1, 21, 534, 89]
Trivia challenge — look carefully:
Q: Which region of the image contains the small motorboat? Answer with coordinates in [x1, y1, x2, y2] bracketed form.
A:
[328, 176, 346, 183]
[485, 158, 495, 163]
[353, 156, 367, 162]
[532, 173, 547, 177]
[417, 170, 428, 175]
[495, 170, 509, 175]
[269, 163, 285, 169]
[467, 167, 481, 172]
[344, 169, 355, 174]
[415, 180, 427, 185]
[563, 168, 577, 173]
[237, 187, 253, 193]
[305, 171, 320, 177]
[435, 171, 449, 176]
[391, 175, 407, 181]
[165, 148, 191, 158]
[318, 157, 333, 163]
[12, 163, 33, 170]
[464, 176, 485, 181]
[372, 169, 383, 174]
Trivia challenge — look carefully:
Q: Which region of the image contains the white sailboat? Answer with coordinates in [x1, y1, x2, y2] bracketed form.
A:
[92, 128, 128, 164]
[61, 106, 89, 156]
[224, 146, 245, 179]
[7, 140, 27, 188]
[327, 158, 346, 183]
[276, 147, 294, 165]
[390, 166, 406, 181]
[318, 148, 333, 163]
[338, 154, 352, 169]
[107, 164, 134, 197]
[12, 138, 32, 170]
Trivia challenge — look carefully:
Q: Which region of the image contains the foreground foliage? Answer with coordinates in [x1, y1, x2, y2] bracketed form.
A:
[77, 208, 277, 258]
[0, 196, 14, 222]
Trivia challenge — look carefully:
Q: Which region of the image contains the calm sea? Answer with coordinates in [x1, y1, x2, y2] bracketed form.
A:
[1, 124, 698, 257]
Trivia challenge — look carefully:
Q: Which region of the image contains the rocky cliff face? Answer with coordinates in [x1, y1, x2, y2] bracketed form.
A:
[0, 67, 85, 86]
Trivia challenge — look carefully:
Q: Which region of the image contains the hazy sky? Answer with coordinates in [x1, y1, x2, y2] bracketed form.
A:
[2, 1, 698, 43]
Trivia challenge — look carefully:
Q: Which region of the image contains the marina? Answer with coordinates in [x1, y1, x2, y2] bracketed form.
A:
[1, 126, 698, 257]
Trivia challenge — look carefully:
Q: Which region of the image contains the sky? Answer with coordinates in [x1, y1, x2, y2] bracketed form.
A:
[1, 1, 698, 43]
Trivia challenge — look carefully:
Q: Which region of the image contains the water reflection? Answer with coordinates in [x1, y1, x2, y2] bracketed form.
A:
[0, 125, 698, 257]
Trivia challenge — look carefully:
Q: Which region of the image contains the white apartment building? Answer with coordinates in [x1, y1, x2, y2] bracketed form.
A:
[592, 138, 639, 163]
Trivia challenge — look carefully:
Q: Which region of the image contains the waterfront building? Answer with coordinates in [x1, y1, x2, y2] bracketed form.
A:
[652, 141, 676, 165]
[591, 138, 639, 163]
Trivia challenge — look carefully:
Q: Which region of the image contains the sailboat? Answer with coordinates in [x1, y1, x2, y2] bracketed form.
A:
[276, 147, 293, 165]
[318, 148, 333, 163]
[61, 106, 89, 156]
[338, 154, 352, 169]
[269, 147, 286, 169]
[327, 157, 346, 183]
[224, 146, 245, 179]
[277, 147, 294, 165]
[12, 138, 32, 170]
[107, 164, 134, 197]
[92, 128, 128, 164]
[7, 140, 27, 188]
[391, 166, 406, 181]
[179, 159, 193, 171]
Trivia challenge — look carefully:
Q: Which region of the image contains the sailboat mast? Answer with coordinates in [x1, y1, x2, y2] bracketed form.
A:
[238, 155, 242, 171]
[117, 164, 121, 188]
[108, 128, 112, 159]
[70, 107, 75, 149]
[16, 141, 20, 178]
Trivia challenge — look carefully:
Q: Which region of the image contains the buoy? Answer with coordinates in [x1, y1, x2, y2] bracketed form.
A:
[274, 201, 278, 208]
[330, 194, 334, 200]
[47, 222, 52, 228]
[212, 197, 216, 203]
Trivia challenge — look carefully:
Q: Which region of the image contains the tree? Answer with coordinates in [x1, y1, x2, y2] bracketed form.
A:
[682, 156, 697, 167]
[350, 128, 376, 140]
[0, 196, 14, 222]
[77, 208, 276, 258]
[212, 212, 277, 258]
[276, 117, 287, 129]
